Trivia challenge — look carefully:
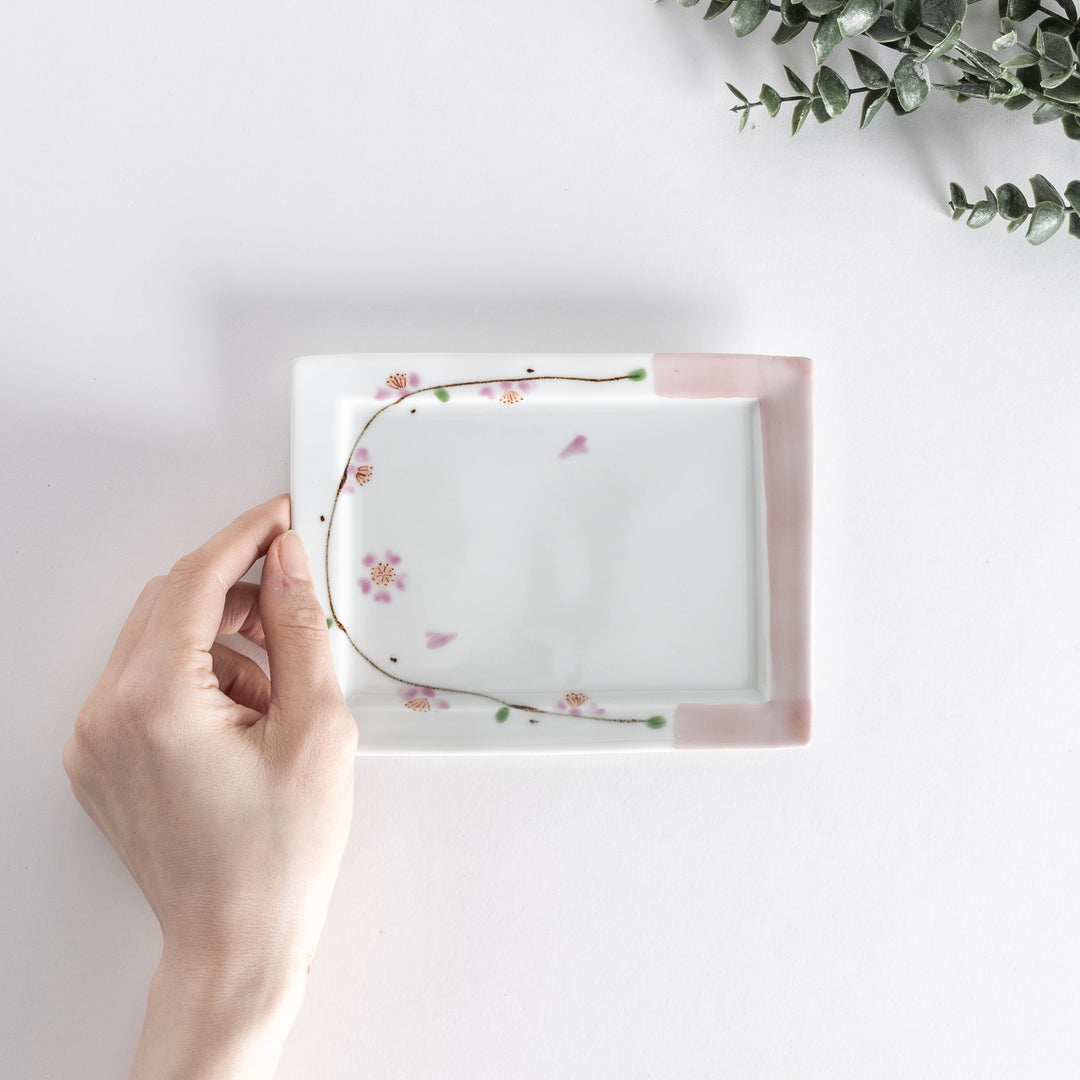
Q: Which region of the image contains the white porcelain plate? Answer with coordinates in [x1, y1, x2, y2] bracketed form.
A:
[291, 354, 811, 752]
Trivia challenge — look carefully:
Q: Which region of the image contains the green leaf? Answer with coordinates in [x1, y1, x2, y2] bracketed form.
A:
[705, 0, 735, 17]
[646, 716, 668, 729]
[810, 95, 833, 122]
[948, 181, 969, 210]
[786, 66, 812, 96]
[731, 0, 770, 35]
[922, 21, 963, 61]
[894, 55, 932, 111]
[1040, 31, 1074, 69]
[791, 97, 813, 132]
[1070, 212, 1080, 238]
[1066, 114, 1080, 138]
[838, 0, 882, 36]
[1026, 200, 1066, 243]
[1002, 50, 1040, 68]
[1030, 173, 1064, 206]
[1064, 180, 1080, 213]
[495, 707, 510, 723]
[967, 201, 997, 227]
[867, 15, 909, 41]
[893, 0, 922, 33]
[1042, 62, 1078, 90]
[921, 0, 966, 33]
[781, 0, 810, 23]
[812, 12, 843, 62]
[1003, 92, 1034, 108]
[996, 182, 1030, 218]
[1006, 0, 1039, 15]
[860, 86, 891, 126]
[801, 0, 842, 12]
[816, 65, 851, 114]
[326, 616, 334, 629]
[772, 19, 808, 41]
[1006, 215, 1027, 232]
[760, 84, 783, 116]
[627, 368, 648, 381]
[993, 29, 1018, 50]
[434, 387, 450, 402]
[1055, 0, 1078, 19]
[1033, 100, 1068, 121]
[851, 49, 890, 88]
[726, 82, 750, 104]
[983, 185, 999, 213]
[678, 0, 702, 6]
[1044, 81, 1080, 102]
[737, 101, 749, 130]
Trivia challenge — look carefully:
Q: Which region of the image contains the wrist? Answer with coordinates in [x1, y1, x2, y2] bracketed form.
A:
[130, 944, 309, 1080]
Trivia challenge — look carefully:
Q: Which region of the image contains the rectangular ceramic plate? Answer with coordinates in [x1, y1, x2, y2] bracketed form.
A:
[292, 354, 811, 753]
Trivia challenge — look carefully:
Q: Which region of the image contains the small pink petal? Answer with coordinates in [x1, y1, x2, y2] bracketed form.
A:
[375, 388, 391, 400]
[426, 631, 458, 649]
[421, 687, 436, 697]
[409, 372, 422, 386]
[595, 708, 605, 716]
[362, 553, 376, 566]
[570, 708, 581, 716]
[374, 592, 391, 603]
[395, 580, 406, 590]
[343, 484, 355, 494]
[359, 579, 371, 593]
[386, 550, 402, 564]
[556, 702, 567, 711]
[500, 381, 513, 390]
[479, 386, 494, 398]
[518, 381, 531, 393]
[559, 435, 588, 459]
[435, 699, 450, 710]
[354, 448, 369, 462]
[399, 686, 420, 700]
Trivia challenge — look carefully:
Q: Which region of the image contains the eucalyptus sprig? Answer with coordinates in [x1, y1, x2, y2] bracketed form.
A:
[671, 0, 1080, 244]
[948, 175, 1080, 241]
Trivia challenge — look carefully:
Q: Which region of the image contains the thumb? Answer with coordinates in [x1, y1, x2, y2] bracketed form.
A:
[260, 530, 345, 722]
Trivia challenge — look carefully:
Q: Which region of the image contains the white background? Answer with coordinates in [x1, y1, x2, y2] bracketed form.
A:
[3, 2, 1079, 1077]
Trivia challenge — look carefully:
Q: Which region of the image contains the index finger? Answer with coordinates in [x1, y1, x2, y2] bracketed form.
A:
[142, 495, 292, 656]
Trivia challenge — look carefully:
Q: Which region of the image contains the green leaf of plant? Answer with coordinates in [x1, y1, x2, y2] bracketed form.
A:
[1064, 180, 1080, 213]
[434, 387, 450, 402]
[772, 19, 808, 42]
[760, 84, 783, 116]
[860, 86, 891, 126]
[838, 0, 882, 36]
[1033, 100, 1068, 121]
[791, 97, 813, 132]
[646, 716, 668, 729]
[726, 82, 750, 104]
[967, 201, 997, 227]
[893, 0, 922, 33]
[786, 66, 812, 96]
[1026, 200, 1066, 243]
[1003, 92, 1034, 109]
[781, 0, 810, 24]
[868, 15, 910, 40]
[1044, 81, 1080, 102]
[1030, 173, 1065, 206]
[678, 0, 702, 6]
[993, 29, 1018, 49]
[495, 707, 510, 723]
[921, 0, 966, 33]
[1070, 212, 1080, 238]
[1007, 0, 1038, 18]
[737, 106, 750, 132]
[705, 0, 736, 16]
[1041, 62, 1078, 89]
[1006, 215, 1027, 232]
[983, 185, 999, 212]
[923, 21, 963, 60]
[1040, 31, 1074, 69]
[731, 0, 770, 35]
[627, 368, 648, 381]
[996, 182, 1030, 217]
[1055, 0, 1078, 20]
[810, 95, 833, 122]
[894, 55, 932, 110]
[801, 0, 843, 13]
[851, 49, 890, 88]
[816, 65, 851, 114]
[1066, 114, 1080, 138]
[812, 13, 843, 62]
[326, 616, 334, 629]
[949, 181, 969, 209]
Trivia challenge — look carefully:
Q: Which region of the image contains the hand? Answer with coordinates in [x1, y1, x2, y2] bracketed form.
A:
[63, 496, 358, 1079]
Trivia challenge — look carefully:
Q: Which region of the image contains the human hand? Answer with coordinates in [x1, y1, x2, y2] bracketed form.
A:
[63, 496, 358, 1079]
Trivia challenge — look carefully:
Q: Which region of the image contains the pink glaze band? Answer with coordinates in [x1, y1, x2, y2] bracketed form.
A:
[653, 354, 812, 748]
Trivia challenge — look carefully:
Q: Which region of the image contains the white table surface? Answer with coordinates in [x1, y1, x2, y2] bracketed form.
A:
[3, 2, 1079, 1077]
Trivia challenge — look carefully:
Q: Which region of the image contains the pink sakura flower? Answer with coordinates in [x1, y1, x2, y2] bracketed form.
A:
[375, 371, 422, 400]
[479, 380, 532, 405]
[359, 550, 407, 602]
[556, 691, 604, 717]
[342, 447, 374, 494]
[398, 685, 450, 712]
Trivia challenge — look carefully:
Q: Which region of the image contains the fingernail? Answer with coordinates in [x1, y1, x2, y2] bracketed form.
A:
[280, 530, 310, 582]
